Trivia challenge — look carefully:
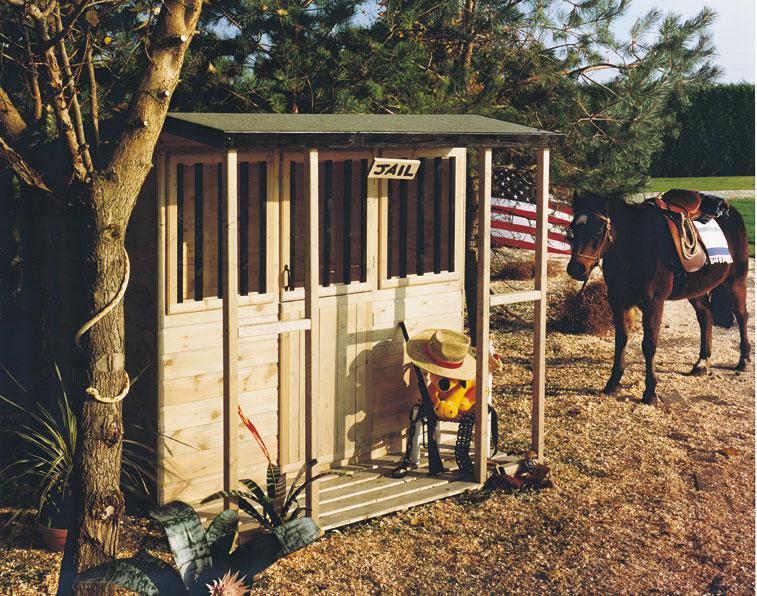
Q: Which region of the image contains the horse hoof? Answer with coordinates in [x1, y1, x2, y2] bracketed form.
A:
[735, 360, 747, 372]
[690, 365, 708, 377]
[642, 392, 657, 405]
[602, 382, 620, 394]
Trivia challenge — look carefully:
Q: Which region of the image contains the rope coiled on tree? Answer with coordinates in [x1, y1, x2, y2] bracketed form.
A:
[74, 246, 131, 404]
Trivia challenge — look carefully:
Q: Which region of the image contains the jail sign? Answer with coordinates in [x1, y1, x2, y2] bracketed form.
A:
[368, 158, 420, 180]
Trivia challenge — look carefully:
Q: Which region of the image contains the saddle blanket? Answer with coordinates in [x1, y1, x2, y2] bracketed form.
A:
[694, 219, 733, 264]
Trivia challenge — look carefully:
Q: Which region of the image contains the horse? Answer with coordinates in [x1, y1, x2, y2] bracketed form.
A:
[566, 191, 751, 405]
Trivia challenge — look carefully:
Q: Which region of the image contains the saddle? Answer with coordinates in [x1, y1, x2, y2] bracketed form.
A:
[653, 189, 707, 273]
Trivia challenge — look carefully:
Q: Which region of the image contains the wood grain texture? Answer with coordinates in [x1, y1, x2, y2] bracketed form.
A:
[532, 148, 549, 460]
[222, 148, 239, 505]
[474, 148, 492, 484]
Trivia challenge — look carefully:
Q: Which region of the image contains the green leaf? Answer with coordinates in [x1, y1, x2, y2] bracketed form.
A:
[206, 509, 238, 561]
[149, 501, 212, 587]
[266, 462, 286, 512]
[75, 551, 185, 595]
[229, 518, 320, 578]
[201, 489, 272, 530]
[240, 478, 281, 526]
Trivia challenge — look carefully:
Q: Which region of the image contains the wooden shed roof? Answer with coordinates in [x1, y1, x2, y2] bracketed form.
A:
[163, 113, 562, 149]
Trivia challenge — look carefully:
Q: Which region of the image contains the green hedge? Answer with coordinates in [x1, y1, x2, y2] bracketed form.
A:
[650, 84, 754, 177]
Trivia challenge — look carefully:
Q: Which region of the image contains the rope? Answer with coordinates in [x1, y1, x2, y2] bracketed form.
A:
[74, 246, 131, 404]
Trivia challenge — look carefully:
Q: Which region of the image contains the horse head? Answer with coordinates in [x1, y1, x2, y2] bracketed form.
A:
[567, 191, 613, 281]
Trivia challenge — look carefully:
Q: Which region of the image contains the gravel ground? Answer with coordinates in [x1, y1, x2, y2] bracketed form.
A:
[1, 262, 753, 595]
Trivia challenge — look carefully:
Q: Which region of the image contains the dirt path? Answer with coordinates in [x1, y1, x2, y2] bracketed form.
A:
[1, 265, 753, 595]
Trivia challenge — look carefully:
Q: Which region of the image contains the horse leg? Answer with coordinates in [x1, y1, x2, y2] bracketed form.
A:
[603, 305, 632, 394]
[689, 296, 712, 376]
[725, 281, 751, 371]
[641, 299, 664, 405]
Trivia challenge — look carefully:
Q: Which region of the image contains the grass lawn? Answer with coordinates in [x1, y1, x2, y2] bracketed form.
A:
[730, 198, 755, 257]
[647, 176, 755, 192]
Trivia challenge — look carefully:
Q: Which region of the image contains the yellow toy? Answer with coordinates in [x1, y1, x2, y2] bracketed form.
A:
[428, 374, 476, 422]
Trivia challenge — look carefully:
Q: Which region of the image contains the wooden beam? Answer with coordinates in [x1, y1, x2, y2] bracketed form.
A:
[532, 147, 549, 460]
[176, 162, 184, 303]
[155, 152, 167, 502]
[304, 147, 321, 522]
[222, 148, 239, 508]
[490, 289, 541, 306]
[238, 318, 311, 338]
[474, 147, 492, 484]
[259, 160, 268, 293]
[194, 163, 204, 301]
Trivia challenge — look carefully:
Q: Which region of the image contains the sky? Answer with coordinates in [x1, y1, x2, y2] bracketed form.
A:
[610, 1, 754, 83]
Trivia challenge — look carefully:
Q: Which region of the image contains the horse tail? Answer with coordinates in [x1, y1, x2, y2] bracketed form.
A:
[710, 284, 734, 328]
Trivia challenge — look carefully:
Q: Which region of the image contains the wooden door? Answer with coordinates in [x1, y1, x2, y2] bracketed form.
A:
[278, 150, 379, 472]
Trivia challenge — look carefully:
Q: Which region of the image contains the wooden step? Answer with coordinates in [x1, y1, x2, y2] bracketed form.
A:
[320, 477, 479, 530]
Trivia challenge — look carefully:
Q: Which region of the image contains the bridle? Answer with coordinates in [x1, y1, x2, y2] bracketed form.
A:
[570, 212, 612, 276]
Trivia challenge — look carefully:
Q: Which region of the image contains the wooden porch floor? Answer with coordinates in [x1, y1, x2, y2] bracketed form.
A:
[318, 436, 520, 530]
[197, 433, 521, 532]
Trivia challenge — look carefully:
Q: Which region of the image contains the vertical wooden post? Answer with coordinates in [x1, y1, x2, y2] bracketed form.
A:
[532, 147, 549, 460]
[304, 148, 320, 522]
[222, 148, 239, 507]
[474, 147, 492, 484]
[155, 152, 167, 502]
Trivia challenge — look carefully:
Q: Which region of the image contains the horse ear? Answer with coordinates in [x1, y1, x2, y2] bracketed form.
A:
[572, 190, 580, 200]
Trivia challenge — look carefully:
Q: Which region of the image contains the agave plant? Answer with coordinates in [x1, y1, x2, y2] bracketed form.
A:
[76, 500, 320, 594]
[202, 459, 345, 531]
[0, 363, 155, 529]
[203, 405, 348, 530]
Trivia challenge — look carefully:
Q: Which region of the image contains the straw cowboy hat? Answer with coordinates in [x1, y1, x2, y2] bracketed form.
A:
[405, 328, 476, 380]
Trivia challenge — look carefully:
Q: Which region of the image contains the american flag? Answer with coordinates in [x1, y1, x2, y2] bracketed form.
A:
[491, 196, 572, 255]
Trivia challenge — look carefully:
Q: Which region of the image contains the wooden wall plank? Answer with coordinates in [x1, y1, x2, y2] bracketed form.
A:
[162, 364, 278, 409]
[161, 387, 278, 434]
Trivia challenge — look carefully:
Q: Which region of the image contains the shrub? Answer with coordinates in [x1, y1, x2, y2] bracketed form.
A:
[549, 280, 615, 335]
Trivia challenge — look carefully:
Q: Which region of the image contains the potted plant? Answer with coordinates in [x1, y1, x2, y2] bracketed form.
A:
[0, 364, 154, 550]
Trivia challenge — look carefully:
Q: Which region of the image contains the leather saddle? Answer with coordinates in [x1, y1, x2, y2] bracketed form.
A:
[653, 189, 706, 273]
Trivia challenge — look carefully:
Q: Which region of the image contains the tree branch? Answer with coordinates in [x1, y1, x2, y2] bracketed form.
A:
[0, 134, 51, 192]
[0, 85, 28, 139]
[54, 5, 94, 173]
[30, 3, 89, 182]
[84, 33, 100, 156]
[105, 0, 203, 209]
[23, 27, 43, 122]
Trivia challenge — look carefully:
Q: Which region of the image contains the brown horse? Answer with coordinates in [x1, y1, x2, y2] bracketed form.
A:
[566, 191, 751, 405]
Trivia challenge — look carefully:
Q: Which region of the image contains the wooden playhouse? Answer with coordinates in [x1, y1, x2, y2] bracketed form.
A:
[125, 114, 561, 529]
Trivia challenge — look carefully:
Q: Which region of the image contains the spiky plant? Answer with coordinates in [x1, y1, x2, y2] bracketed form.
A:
[0, 363, 154, 528]
[202, 406, 349, 530]
[206, 570, 249, 596]
[75, 501, 320, 595]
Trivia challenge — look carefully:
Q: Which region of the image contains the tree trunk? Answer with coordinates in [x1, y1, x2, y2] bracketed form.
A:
[57, 185, 129, 596]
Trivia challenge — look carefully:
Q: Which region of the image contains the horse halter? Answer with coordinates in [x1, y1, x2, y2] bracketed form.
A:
[571, 212, 612, 273]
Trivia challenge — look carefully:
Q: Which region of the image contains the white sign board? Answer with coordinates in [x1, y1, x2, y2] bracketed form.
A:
[368, 158, 420, 180]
